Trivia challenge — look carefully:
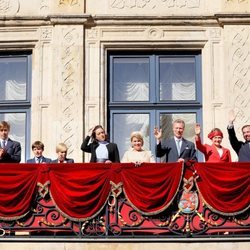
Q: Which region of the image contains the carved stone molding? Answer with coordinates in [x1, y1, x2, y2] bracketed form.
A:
[229, 27, 250, 125]
[59, 0, 79, 6]
[109, 0, 200, 9]
[147, 28, 163, 39]
[0, 0, 19, 15]
[40, 27, 53, 41]
[225, 0, 248, 3]
[59, 27, 81, 154]
[86, 28, 99, 40]
[40, 0, 50, 12]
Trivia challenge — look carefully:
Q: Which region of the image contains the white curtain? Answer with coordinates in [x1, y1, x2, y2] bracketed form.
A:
[5, 80, 26, 100]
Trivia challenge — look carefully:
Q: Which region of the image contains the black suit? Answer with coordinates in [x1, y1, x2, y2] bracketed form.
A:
[156, 137, 197, 163]
[0, 138, 21, 163]
[227, 125, 250, 162]
[81, 136, 120, 163]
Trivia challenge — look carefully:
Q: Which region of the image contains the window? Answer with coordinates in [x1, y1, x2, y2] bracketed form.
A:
[0, 52, 32, 162]
[108, 52, 202, 161]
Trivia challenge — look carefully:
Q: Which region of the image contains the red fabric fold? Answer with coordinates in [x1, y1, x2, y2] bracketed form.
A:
[121, 162, 183, 214]
[0, 164, 40, 220]
[194, 162, 250, 215]
[47, 163, 115, 221]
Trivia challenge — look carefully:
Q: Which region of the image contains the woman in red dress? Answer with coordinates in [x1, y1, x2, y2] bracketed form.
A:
[195, 124, 231, 162]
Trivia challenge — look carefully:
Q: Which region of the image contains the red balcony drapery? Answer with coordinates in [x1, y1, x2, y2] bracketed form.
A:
[0, 162, 249, 221]
[194, 162, 250, 215]
[0, 164, 40, 220]
[120, 163, 183, 215]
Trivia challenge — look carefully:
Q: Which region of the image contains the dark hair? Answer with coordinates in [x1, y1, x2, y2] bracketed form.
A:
[242, 125, 250, 132]
[32, 141, 44, 150]
[91, 125, 108, 142]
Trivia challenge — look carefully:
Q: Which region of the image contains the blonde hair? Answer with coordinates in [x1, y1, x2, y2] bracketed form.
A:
[56, 143, 68, 153]
[130, 131, 144, 146]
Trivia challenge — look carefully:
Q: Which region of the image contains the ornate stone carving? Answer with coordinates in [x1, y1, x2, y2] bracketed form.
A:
[226, 0, 248, 3]
[161, 0, 200, 8]
[40, 0, 50, 11]
[229, 28, 250, 125]
[148, 28, 163, 39]
[0, 0, 19, 15]
[59, 0, 79, 6]
[59, 27, 80, 154]
[86, 29, 99, 39]
[40, 28, 53, 41]
[110, 0, 200, 9]
[110, 0, 150, 9]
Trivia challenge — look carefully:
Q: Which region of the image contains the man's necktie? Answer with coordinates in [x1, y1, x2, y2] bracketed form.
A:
[36, 157, 42, 163]
[176, 139, 181, 156]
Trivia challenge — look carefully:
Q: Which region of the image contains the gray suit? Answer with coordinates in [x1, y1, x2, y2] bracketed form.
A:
[156, 137, 197, 163]
[26, 156, 52, 163]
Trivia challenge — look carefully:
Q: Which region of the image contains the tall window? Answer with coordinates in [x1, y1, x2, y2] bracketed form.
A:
[0, 52, 32, 162]
[108, 52, 202, 161]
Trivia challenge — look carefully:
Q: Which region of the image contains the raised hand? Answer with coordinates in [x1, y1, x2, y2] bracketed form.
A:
[229, 109, 236, 124]
[154, 127, 162, 140]
[87, 126, 94, 137]
[195, 123, 201, 135]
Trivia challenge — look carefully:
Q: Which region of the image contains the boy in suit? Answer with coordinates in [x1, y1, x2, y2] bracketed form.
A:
[0, 121, 21, 163]
[26, 141, 51, 163]
[154, 119, 197, 163]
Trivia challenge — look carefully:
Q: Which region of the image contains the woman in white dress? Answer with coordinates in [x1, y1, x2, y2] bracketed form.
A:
[121, 131, 155, 164]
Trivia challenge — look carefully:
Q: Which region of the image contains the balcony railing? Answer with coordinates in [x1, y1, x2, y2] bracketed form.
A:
[0, 162, 249, 240]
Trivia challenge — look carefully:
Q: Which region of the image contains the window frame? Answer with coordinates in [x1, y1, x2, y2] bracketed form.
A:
[108, 51, 203, 161]
[0, 52, 32, 162]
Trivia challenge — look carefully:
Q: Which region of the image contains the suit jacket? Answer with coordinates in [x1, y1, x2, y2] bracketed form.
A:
[81, 136, 120, 163]
[227, 126, 250, 162]
[195, 136, 231, 162]
[0, 138, 21, 163]
[51, 158, 74, 163]
[156, 137, 197, 163]
[26, 156, 52, 163]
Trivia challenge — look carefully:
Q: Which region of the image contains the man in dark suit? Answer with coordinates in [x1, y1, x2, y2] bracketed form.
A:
[52, 143, 74, 163]
[154, 119, 197, 163]
[26, 141, 51, 163]
[227, 110, 250, 162]
[0, 121, 21, 163]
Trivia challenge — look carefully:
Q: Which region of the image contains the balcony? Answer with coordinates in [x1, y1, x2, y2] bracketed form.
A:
[0, 162, 249, 241]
